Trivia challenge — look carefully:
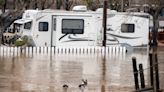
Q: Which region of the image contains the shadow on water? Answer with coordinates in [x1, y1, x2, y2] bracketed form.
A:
[49, 53, 56, 92]
[101, 50, 107, 92]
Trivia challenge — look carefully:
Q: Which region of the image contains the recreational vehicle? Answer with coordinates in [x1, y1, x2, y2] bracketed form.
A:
[4, 6, 151, 47]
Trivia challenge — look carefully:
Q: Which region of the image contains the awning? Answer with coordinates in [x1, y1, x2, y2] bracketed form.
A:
[14, 19, 32, 24]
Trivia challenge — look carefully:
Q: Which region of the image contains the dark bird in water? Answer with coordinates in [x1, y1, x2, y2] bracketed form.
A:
[79, 79, 87, 90]
[63, 84, 69, 90]
[82, 79, 87, 86]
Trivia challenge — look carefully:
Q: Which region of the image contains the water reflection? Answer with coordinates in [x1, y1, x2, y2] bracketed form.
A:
[0, 48, 148, 92]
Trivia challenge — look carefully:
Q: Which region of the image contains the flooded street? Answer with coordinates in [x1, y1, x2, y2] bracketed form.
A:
[0, 48, 148, 92]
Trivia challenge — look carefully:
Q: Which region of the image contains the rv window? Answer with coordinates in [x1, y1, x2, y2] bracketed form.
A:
[39, 22, 49, 31]
[24, 22, 32, 30]
[14, 23, 22, 33]
[121, 24, 135, 33]
[62, 19, 84, 34]
[54, 18, 56, 31]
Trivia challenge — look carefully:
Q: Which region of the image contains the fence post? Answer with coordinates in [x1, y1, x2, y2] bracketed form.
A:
[149, 53, 154, 86]
[155, 53, 160, 91]
[139, 64, 145, 88]
[132, 57, 139, 90]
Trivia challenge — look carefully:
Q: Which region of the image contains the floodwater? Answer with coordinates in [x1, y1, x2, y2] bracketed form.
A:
[0, 48, 148, 92]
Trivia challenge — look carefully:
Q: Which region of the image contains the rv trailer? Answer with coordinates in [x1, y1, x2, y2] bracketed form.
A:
[4, 6, 151, 47]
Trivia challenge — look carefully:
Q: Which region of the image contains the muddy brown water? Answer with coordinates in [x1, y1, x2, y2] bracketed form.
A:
[0, 48, 150, 92]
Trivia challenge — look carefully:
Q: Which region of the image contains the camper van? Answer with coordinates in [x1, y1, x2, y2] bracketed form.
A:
[4, 6, 150, 47]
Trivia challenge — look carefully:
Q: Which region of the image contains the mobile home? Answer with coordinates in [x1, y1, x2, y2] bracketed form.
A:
[5, 6, 151, 47]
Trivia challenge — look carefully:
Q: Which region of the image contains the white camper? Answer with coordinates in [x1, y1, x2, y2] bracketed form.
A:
[7, 6, 150, 47]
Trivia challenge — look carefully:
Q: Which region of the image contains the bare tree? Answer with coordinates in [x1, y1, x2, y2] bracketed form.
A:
[0, 0, 6, 13]
[62, 0, 73, 10]
[44, 0, 55, 9]
[41, 0, 46, 10]
[32, 0, 38, 9]
[81, 0, 100, 11]
[14, 0, 27, 10]
[13, 0, 16, 9]
[0, 0, 5, 44]
[56, 0, 62, 9]
[147, 0, 164, 47]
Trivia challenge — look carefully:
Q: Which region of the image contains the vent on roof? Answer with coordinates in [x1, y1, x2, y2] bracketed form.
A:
[96, 8, 117, 13]
[72, 5, 87, 12]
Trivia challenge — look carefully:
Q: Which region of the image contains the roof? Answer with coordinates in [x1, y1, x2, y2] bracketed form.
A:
[39, 9, 150, 17]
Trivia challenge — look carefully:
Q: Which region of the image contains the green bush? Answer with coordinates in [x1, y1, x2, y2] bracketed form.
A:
[15, 39, 26, 46]
[15, 36, 28, 46]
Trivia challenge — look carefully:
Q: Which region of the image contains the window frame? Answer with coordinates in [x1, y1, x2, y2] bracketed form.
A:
[24, 21, 32, 30]
[121, 23, 135, 33]
[39, 22, 49, 32]
[62, 19, 84, 34]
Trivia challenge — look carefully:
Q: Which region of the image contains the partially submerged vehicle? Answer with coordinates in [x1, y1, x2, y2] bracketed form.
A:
[3, 6, 151, 47]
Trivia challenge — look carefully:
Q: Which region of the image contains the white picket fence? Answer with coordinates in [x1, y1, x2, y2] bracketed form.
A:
[0, 46, 126, 55]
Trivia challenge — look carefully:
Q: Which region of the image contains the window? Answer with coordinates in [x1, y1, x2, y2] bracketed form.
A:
[54, 18, 56, 31]
[14, 23, 22, 33]
[160, 8, 164, 16]
[121, 24, 135, 33]
[39, 22, 48, 31]
[24, 22, 32, 29]
[62, 19, 84, 34]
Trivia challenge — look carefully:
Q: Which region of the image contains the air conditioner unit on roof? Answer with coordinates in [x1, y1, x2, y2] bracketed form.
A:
[72, 5, 87, 12]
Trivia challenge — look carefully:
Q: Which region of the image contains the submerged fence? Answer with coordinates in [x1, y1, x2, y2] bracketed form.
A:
[0, 46, 126, 55]
[132, 53, 163, 92]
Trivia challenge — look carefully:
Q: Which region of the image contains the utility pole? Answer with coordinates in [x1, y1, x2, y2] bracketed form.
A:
[102, 2, 107, 92]
[102, 0, 107, 47]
